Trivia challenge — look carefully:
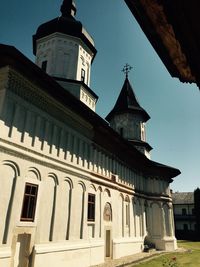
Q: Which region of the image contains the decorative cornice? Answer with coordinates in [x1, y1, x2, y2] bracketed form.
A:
[0, 138, 90, 181]
[0, 138, 171, 203]
[7, 67, 93, 137]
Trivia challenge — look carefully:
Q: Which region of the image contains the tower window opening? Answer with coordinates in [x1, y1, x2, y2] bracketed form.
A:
[120, 127, 124, 137]
[41, 60, 47, 72]
[81, 68, 85, 83]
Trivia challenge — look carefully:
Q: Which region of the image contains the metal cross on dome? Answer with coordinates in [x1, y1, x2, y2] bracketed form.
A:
[122, 63, 133, 78]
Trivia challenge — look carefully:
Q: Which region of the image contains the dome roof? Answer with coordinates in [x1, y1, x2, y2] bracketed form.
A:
[33, 0, 96, 57]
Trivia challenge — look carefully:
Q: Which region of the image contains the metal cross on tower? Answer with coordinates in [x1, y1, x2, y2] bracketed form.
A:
[122, 63, 133, 78]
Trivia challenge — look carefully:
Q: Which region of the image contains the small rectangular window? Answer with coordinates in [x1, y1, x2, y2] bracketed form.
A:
[20, 183, 38, 222]
[182, 208, 187, 215]
[192, 208, 195, 215]
[81, 68, 85, 83]
[41, 60, 47, 72]
[120, 127, 124, 137]
[87, 193, 95, 221]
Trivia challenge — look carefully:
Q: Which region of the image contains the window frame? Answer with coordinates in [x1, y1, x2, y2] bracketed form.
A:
[41, 60, 47, 72]
[20, 183, 38, 222]
[87, 193, 95, 222]
[182, 208, 187, 215]
[81, 68, 85, 83]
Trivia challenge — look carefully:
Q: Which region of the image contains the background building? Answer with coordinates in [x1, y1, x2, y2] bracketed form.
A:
[172, 192, 196, 240]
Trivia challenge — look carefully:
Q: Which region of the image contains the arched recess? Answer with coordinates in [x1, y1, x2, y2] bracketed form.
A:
[48, 172, 59, 185]
[150, 202, 162, 238]
[65, 177, 73, 190]
[97, 186, 103, 192]
[97, 186, 103, 237]
[2, 160, 20, 177]
[90, 184, 97, 192]
[104, 188, 111, 198]
[76, 181, 86, 239]
[162, 203, 170, 236]
[131, 197, 136, 237]
[119, 193, 124, 237]
[26, 167, 41, 181]
[144, 200, 149, 234]
[55, 177, 74, 241]
[134, 198, 141, 237]
[58, 178, 73, 241]
[38, 173, 58, 242]
[103, 202, 112, 222]
[125, 195, 130, 234]
[0, 160, 20, 244]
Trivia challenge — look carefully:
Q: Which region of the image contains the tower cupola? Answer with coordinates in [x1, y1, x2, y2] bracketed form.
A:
[32, 0, 98, 111]
[106, 64, 152, 158]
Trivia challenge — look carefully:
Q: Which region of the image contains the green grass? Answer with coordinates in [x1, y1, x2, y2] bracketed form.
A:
[132, 241, 200, 267]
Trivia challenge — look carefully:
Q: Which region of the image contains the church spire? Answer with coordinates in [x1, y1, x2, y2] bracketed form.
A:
[60, 0, 76, 17]
[106, 67, 152, 158]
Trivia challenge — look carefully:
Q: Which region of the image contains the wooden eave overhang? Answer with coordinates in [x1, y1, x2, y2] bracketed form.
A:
[0, 43, 180, 180]
[125, 0, 200, 89]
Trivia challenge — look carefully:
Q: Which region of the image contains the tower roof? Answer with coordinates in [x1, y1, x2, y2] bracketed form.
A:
[33, 0, 97, 57]
[105, 77, 150, 122]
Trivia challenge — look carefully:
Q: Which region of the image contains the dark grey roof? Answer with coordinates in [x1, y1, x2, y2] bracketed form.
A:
[172, 192, 194, 204]
[33, 1, 97, 57]
[105, 77, 150, 122]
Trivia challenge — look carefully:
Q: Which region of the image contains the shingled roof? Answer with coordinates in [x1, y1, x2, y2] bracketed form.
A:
[172, 192, 194, 204]
[105, 77, 150, 122]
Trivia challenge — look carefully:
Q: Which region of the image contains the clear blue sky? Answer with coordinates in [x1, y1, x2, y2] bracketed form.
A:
[1, 0, 200, 192]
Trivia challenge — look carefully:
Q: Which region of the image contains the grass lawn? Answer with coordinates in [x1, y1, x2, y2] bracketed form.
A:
[132, 241, 200, 267]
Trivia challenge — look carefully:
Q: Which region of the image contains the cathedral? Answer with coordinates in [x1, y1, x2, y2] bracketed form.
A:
[0, 1, 180, 267]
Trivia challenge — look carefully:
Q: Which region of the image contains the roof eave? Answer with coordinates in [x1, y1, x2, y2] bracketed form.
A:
[125, 0, 198, 88]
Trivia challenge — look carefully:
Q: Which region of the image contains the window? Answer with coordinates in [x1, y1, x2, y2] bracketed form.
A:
[182, 208, 187, 215]
[183, 224, 188, 231]
[81, 68, 85, 83]
[192, 208, 195, 215]
[41, 60, 47, 72]
[87, 193, 95, 221]
[120, 127, 124, 137]
[21, 183, 38, 222]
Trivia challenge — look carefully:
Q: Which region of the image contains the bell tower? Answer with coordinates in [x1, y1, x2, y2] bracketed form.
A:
[106, 64, 152, 158]
[33, 0, 98, 111]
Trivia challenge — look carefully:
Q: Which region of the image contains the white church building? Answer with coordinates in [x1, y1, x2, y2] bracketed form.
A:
[0, 1, 180, 267]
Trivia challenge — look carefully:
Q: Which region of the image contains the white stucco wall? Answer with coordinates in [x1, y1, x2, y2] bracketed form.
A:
[35, 33, 93, 87]
[109, 113, 151, 158]
[0, 66, 177, 267]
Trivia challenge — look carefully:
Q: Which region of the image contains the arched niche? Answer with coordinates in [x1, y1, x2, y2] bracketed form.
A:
[103, 202, 112, 222]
